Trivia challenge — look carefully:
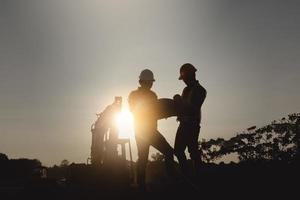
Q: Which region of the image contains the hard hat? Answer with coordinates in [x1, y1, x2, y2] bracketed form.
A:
[139, 69, 155, 81]
[179, 63, 197, 80]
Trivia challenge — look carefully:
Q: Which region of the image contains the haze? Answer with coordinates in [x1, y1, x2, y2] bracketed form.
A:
[0, 0, 299, 166]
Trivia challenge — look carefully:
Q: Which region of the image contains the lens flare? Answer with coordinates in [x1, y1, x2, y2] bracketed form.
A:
[115, 108, 134, 139]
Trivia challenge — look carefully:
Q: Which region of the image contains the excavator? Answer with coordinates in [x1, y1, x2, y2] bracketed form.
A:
[90, 96, 133, 167]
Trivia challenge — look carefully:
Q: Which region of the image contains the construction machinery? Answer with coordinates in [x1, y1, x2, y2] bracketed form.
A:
[89, 97, 133, 173]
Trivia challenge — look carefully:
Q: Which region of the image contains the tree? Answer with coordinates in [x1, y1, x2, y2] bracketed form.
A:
[60, 159, 70, 167]
[0, 153, 8, 161]
[151, 153, 165, 162]
[199, 113, 300, 163]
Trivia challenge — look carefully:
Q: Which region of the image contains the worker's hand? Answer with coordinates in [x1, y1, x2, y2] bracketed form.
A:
[173, 94, 181, 102]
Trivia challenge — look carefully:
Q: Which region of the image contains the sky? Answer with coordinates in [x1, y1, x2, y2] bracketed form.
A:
[0, 0, 299, 166]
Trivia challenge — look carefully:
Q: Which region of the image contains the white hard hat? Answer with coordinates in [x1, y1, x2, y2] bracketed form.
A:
[139, 69, 155, 81]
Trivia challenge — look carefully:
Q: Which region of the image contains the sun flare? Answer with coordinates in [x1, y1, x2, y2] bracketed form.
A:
[115, 108, 134, 139]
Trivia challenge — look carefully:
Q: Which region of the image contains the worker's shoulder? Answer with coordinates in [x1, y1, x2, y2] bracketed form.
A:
[140, 89, 158, 99]
[128, 88, 157, 99]
[195, 82, 207, 95]
[128, 90, 138, 103]
[195, 81, 206, 90]
[148, 89, 158, 97]
[129, 89, 139, 97]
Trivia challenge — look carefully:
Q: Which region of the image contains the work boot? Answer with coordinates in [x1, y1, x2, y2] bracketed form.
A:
[193, 159, 203, 182]
[179, 162, 189, 176]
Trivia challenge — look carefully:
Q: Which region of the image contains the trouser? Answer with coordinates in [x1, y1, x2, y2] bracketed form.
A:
[135, 130, 174, 187]
[174, 122, 201, 174]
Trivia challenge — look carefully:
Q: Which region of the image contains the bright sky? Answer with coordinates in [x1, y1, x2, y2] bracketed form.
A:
[1, 0, 299, 166]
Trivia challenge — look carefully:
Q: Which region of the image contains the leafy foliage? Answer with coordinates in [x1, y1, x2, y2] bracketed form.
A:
[60, 159, 70, 167]
[0, 153, 9, 161]
[200, 113, 300, 163]
[151, 152, 165, 162]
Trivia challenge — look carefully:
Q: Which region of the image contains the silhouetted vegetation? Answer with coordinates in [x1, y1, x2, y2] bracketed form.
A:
[0, 155, 43, 182]
[200, 113, 300, 164]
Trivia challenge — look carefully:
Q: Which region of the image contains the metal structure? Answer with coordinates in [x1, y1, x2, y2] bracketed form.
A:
[89, 97, 133, 173]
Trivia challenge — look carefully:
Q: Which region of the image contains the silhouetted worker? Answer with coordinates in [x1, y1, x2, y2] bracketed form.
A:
[173, 63, 207, 176]
[128, 69, 175, 191]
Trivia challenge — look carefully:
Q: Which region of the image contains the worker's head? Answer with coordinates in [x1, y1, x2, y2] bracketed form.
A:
[139, 69, 155, 89]
[178, 63, 197, 85]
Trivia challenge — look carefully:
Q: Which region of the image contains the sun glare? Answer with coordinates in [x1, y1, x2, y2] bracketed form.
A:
[115, 107, 134, 139]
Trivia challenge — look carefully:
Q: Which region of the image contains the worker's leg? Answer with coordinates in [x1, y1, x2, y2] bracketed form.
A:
[187, 124, 202, 172]
[174, 123, 188, 174]
[135, 135, 150, 190]
[151, 131, 175, 176]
